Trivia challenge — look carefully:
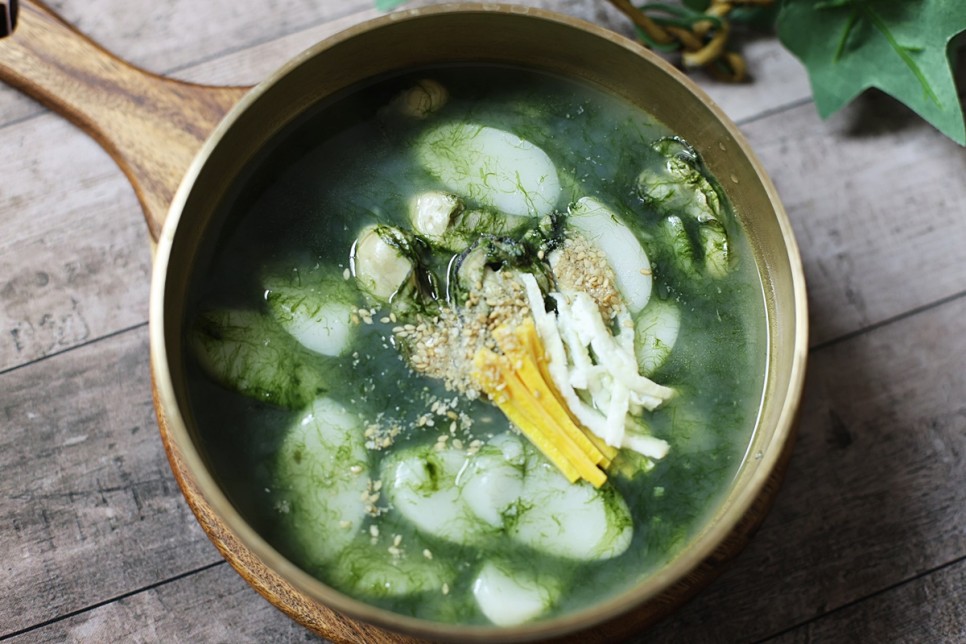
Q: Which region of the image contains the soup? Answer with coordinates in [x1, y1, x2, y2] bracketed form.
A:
[184, 65, 766, 626]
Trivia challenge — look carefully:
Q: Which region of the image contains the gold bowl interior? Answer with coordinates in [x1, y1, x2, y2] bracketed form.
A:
[150, 5, 808, 642]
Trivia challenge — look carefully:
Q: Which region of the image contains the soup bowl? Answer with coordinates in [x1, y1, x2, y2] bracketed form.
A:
[152, 7, 807, 640]
[4, 2, 808, 641]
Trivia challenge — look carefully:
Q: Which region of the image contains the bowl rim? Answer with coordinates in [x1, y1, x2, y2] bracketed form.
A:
[150, 3, 809, 641]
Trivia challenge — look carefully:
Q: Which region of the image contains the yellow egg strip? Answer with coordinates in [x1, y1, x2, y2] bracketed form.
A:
[507, 330, 609, 468]
[505, 361, 606, 487]
[472, 347, 582, 484]
[472, 318, 610, 487]
[518, 320, 619, 467]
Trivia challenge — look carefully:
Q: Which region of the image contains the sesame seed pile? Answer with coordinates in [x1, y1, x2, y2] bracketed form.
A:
[549, 233, 624, 321]
[393, 267, 531, 399]
[392, 230, 622, 397]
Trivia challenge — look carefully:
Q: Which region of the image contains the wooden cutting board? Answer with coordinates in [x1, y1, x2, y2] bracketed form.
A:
[0, 0, 246, 241]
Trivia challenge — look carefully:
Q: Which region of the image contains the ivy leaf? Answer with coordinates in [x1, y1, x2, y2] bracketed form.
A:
[777, 0, 966, 145]
[729, 4, 780, 33]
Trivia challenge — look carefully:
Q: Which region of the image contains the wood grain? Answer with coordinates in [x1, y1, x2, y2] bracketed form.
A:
[6, 561, 315, 643]
[0, 0, 964, 641]
[0, 4, 384, 373]
[742, 92, 966, 346]
[0, 0, 378, 125]
[0, 115, 150, 372]
[640, 293, 966, 642]
[770, 558, 966, 643]
[0, 0, 247, 240]
[0, 327, 221, 636]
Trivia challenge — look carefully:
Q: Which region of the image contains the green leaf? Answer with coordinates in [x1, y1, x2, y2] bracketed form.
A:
[778, 0, 966, 145]
[729, 5, 780, 33]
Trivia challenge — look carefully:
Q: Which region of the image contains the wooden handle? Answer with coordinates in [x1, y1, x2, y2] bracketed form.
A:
[0, 0, 249, 240]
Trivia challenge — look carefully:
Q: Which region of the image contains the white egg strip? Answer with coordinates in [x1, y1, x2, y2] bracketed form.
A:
[550, 293, 595, 387]
[569, 292, 675, 408]
[622, 432, 670, 460]
[520, 275, 611, 438]
[520, 273, 671, 458]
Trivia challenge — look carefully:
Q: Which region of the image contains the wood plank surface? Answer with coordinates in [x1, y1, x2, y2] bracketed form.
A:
[742, 93, 966, 346]
[642, 291, 966, 643]
[1, 0, 964, 642]
[0, 327, 221, 635]
[770, 558, 966, 643]
[7, 562, 309, 643]
[0, 118, 149, 371]
[0, 0, 377, 123]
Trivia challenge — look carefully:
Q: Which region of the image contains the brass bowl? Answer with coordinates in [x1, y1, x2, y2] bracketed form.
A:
[150, 5, 808, 642]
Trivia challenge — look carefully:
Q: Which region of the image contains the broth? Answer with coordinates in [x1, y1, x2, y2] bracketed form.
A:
[184, 64, 766, 625]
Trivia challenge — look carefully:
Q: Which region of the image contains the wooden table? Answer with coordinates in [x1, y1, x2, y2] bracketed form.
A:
[1, 1, 963, 641]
